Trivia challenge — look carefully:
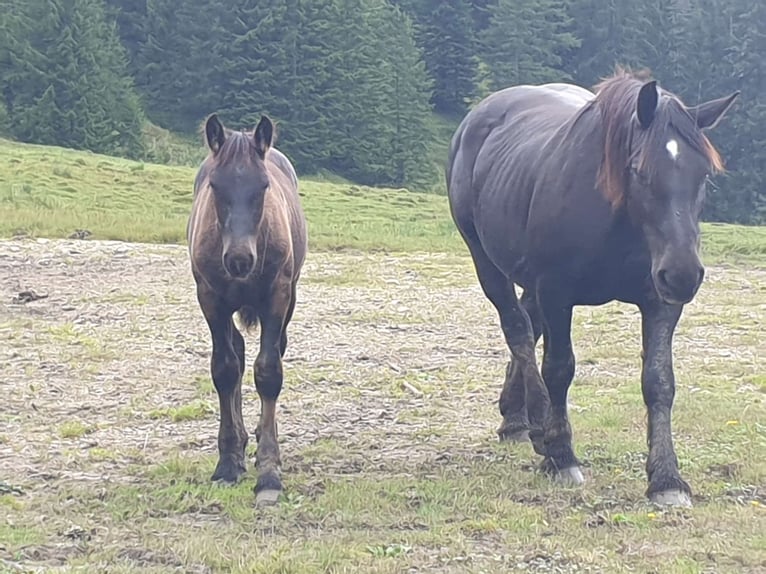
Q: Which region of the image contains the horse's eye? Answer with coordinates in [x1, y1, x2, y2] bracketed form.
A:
[630, 166, 650, 186]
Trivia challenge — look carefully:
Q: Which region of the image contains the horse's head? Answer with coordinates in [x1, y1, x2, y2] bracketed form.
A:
[203, 114, 274, 280]
[597, 72, 738, 305]
[626, 82, 738, 304]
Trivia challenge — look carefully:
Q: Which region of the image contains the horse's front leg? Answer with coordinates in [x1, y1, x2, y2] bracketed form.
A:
[252, 277, 292, 506]
[640, 301, 692, 506]
[537, 288, 583, 485]
[198, 287, 248, 483]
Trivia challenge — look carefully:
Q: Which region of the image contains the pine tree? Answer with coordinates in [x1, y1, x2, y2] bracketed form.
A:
[103, 0, 147, 76]
[563, 0, 644, 86]
[139, 0, 224, 132]
[415, 0, 478, 115]
[483, 0, 580, 90]
[366, 3, 435, 187]
[2, 0, 145, 157]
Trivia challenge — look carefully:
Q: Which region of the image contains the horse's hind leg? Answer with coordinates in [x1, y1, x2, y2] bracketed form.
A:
[498, 289, 543, 442]
[465, 243, 550, 454]
[197, 287, 248, 483]
[252, 278, 293, 506]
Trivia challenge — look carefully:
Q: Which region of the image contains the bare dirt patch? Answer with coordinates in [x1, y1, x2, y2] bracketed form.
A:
[1, 238, 765, 573]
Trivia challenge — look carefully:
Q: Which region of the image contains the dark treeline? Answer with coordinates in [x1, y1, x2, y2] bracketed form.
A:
[0, 0, 763, 222]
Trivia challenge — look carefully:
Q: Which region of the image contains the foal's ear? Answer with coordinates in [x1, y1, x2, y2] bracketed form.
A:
[254, 115, 273, 158]
[636, 80, 659, 129]
[687, 91, 740, 130]
[204, 114, 226, 154]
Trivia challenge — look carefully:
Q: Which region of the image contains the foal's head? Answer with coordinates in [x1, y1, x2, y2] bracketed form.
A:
[203, 114, 274, 280]
[596, 71, 739, 304]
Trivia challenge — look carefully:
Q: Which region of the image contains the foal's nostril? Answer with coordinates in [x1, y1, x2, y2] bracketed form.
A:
[224, 252, 255, 278]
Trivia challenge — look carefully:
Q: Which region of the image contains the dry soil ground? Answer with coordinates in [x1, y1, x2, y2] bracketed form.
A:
[1, 238, 765, 573]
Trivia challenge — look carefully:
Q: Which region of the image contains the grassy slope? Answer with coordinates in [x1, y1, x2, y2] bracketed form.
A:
[0, 138, 460, 253]
[1, 137, 765, 262]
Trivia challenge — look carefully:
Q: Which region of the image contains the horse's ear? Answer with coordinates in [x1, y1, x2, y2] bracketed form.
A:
[254, 115, 273, 158]
[636, 80, 659, 129]
[204, 114, 226, 154]
[687, 91, 740, 130]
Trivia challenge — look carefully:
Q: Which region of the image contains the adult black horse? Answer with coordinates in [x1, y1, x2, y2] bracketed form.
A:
[446, 68, 738, 506]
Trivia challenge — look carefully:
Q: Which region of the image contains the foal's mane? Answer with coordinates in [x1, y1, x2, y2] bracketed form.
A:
[209, 130, 257, 167]
[198, 118, 279, 168]
[581, 67, 723, 207]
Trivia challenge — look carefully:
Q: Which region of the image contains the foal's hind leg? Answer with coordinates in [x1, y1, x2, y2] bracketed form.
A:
[198, 287, 248, 483]
[467, 246, 550, 454]
[498, 289, 543, 442]
[252, 277, 294, 506]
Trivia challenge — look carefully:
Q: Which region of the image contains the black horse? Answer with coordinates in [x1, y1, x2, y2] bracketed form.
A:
[446, 68, 738, 506]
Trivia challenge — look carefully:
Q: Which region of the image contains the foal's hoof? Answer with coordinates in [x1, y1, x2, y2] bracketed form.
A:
[650, 489, 692, 508]
[554, 466, 586, 486]
[255, 473, 282, 507]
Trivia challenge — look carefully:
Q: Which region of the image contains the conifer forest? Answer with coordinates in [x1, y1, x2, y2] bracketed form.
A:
[1, 0, 764, 223]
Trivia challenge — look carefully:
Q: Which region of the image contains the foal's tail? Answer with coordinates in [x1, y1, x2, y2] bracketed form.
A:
[235, 306, 259, 334]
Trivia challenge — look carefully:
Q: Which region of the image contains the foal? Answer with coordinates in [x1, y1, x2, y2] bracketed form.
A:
[187, 114, 307, 504]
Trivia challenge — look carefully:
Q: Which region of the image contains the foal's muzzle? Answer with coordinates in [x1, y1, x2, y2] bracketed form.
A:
[223, 250, 256, 279]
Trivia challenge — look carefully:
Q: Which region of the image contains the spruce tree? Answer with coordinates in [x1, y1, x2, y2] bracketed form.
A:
[483, 0, 580, 90]
[366, 3, 435, 187]
[2, 0, 145, 157]
[418, 0, 478, 115]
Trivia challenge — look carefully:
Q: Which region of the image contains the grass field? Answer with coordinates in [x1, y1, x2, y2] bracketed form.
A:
[0, 140, 765, 573]
[1, 137, 766, 261]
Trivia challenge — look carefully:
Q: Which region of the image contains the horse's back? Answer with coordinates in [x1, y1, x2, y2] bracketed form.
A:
[446, 82, 594, 277]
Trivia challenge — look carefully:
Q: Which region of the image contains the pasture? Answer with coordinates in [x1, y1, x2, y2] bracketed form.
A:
[1, 141, 765, 573]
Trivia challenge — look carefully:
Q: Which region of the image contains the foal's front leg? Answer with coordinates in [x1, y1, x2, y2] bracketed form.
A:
[252, 278, 292, 505]
[198, 288, 248, 483]
[640, 301, 692, 506]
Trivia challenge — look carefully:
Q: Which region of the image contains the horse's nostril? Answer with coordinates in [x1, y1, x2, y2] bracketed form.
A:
[657, 269, 669, 288]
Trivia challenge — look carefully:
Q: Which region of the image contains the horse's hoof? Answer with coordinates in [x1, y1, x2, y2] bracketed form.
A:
[554, 466, 586, 486]
[255, 489, 281, 506]
[650, 489, 692, 507]
[211, 460, 246, 484]
[498, 428, 530, 443]
[255, 471, 282, 506]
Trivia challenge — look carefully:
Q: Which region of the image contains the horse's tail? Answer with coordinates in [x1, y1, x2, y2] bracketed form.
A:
[235, 306, 259, 335]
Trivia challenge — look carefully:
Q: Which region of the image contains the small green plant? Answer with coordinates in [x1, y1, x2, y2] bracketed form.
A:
[148, 401, 214, 422]
[59, 420, 90, 439]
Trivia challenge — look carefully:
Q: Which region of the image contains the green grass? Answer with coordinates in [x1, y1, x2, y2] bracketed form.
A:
[58, 420, 90, 439]
[147, 400, 215, 423]
[0, 137, 460, 252]
[1, 137, 765, 262]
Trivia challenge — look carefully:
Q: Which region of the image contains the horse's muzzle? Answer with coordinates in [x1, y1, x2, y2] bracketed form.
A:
[654, 263, 705, 305]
